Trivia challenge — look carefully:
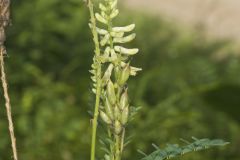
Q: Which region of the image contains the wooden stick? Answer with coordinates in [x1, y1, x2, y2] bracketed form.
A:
[0, 0, 18, 160]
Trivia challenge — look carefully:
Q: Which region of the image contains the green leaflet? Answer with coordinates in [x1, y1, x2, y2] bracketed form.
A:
[140, 137, 229, 160]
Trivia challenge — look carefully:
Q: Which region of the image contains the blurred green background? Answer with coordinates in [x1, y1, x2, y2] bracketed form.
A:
[0, 0, 239, 159]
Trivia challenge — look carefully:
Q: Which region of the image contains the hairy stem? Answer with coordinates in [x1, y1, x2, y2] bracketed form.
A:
[107, 129, 114, 160]
[87, 1, 102, 160]
[115, 134, 121, 160]
[120, 128, 125, 153]
[91, 76, 101, 160]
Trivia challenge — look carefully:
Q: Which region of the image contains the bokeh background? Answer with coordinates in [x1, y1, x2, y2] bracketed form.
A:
[0, 0, 240, 159]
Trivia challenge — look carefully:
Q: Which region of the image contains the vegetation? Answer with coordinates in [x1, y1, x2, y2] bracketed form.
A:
[87, 0, 228, 160]
[0, 0, 239, 160]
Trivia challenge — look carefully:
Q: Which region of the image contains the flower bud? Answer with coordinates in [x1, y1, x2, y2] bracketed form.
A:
[100, 34, 110, 46]
[110, 9, 119, 19]
[120, 62, 142, 76]
[130, 66, 142, 76]
[104, 47, 111, 55]
[99, 3, 107, 12]
[91, 63, 97, 69]
[96, 27, 108, 35]
[100, 111, 112, 125]
[113, 33, 136, 44]
[91, 76, 96, 82]
[104, 154, 111, 160]
[114, 46, 139, 55]
[120, 90, 129, 110]
[114, 66, 121, 81]
[92, 88, 96, 94]
[107, 80, 116, 105]
[95, 13, 107, 24]
[110, 49, 118, 62]
[110, 0, 118, 10]
[89, 69, 95, 75]
[111, 31, 124, 38]
[112, 24, 135, 33]
[101, 11, 107, 18]
[121, 106, 129, 125]
[114, 105, 121, 120]
[118, 64, 130, 86]
[105, 98, 114, 120]
[102, 64, 114, 85]
[114, 120, 122, 135]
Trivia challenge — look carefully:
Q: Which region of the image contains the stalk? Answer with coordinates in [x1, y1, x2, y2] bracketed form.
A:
[115, 134, 121, 160]
[0, 0, 18, 160]
[105, 6, 121, 160]
[87, 1, 102, 160]
[90, 76, 101, 160]
[86, 0, 141, 160]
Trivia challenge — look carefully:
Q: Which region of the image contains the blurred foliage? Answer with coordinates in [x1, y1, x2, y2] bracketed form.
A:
[0, 0, 239, 160]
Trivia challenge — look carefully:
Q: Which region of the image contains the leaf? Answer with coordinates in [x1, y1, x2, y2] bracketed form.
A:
[137, 149, 148, 156]
[140, 138, 229, 160]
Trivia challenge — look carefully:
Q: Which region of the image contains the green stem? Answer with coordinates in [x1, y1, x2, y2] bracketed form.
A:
[120, 128, 125, 153]
[87, 1, 102, 160]
[112, 85, 123, 160]
[105, 6, 124, 160]
[115, 134, 121, 160]
[91, 78, 101, 160]
[108, 129, 115, 160]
